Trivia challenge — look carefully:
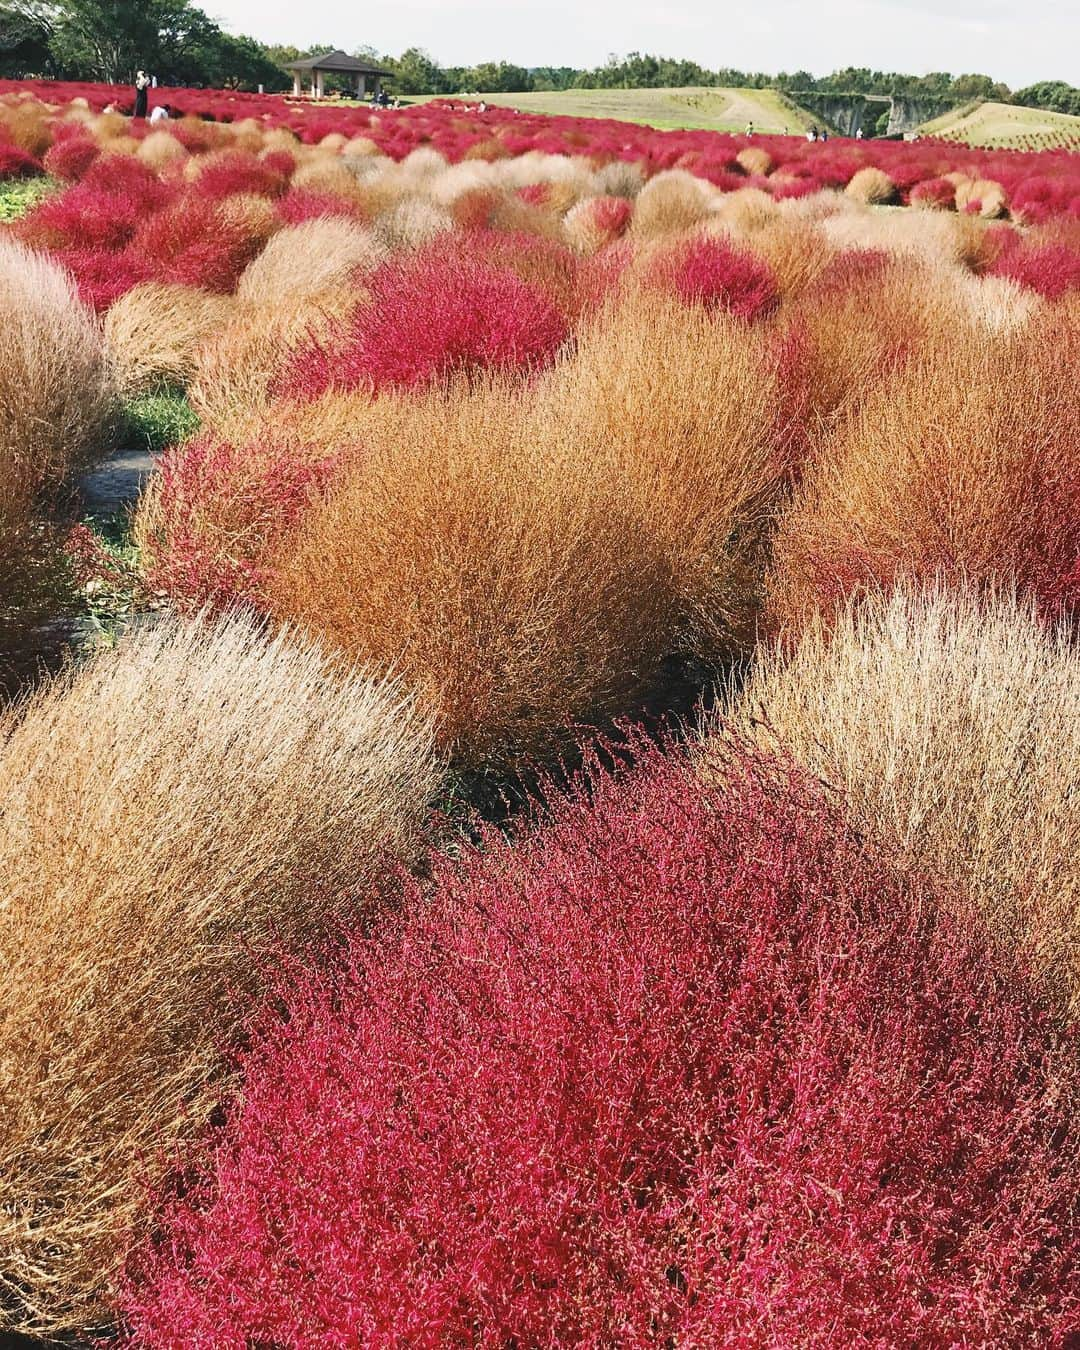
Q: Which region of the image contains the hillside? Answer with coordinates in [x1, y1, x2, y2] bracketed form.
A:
[920, 99, 1080, 148]
[417, 86, 818, 134]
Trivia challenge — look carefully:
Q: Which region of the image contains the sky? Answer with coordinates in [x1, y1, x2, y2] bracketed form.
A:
[208, 0, 1078, 89]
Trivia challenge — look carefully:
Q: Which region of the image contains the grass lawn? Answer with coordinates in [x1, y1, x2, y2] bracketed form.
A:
[920, 100, 1080, 147]
[407, 87, 816, 134]
[0, 174, 57, 220]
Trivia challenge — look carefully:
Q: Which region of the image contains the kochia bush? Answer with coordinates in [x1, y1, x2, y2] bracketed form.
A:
[646, 234, 779, 321]
[276, 235, 569, 399]
[118, 746, 1080, 1348]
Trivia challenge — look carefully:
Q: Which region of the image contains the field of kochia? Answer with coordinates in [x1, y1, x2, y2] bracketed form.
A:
[1, 78, 1079, 1347]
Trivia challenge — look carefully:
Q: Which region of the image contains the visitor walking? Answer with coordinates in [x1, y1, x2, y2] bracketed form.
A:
[807, 125, 818, 142]
[134, 70, 150, 119]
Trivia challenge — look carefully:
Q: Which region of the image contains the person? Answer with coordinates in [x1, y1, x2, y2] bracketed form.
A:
[821, 128, 829, 142]
[806, 125, 818, 142]
[745, 120, 754, 136]
[855, 126, 864, 140]
[134, 69, 150, 119]
[478, 99, 487, 114]
[148, 102, 170, 125]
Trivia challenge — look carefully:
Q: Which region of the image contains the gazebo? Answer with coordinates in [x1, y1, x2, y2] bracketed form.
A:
[286, 50, 393, 100]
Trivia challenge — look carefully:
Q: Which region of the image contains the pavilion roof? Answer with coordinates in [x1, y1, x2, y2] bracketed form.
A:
[286, 49, 392, 76]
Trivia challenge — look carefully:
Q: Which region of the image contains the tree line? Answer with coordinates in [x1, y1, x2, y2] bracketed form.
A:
[0, 2, 1073, 123]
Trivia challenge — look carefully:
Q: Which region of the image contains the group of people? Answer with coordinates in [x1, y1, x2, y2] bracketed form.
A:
[133, 70, 173, 122]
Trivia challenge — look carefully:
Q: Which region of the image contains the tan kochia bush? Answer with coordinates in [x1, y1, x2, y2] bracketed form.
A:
[268, 381, 679, 770]
[630, 169, 715, 239]
[136, 128, 188, 169]
[0, 614, 439, 1337]
[717, 584, 1080, 1006]
[735, 145, 772, 177]
[954, 176, 1007, 219]
[0, 236, 114, 664]
[0, 235, 114, 486]
[188, 296, 361, 439]
[372, 195, 455, 251]
[236, 218, 385, 306]
[104, 283, 234, 395]
[845, 166, 897, 205]
[540, 294, 783, 657]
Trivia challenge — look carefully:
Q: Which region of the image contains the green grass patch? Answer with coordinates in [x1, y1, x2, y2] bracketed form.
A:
[407, 87, 816, 134]
[119, 388, 200, 454]
[0, 174, 58, 221]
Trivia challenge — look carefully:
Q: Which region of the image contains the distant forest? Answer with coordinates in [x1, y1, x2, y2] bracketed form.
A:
[0, 1, 1074, 118]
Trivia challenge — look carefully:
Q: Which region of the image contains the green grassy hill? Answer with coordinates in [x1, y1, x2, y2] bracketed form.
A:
[919, 100, 1080, 148]
[410, 87, 817, 135]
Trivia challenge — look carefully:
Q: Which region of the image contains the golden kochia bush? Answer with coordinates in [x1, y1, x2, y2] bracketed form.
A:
[766, 312, 1080, 634]
[0, 236, 114, 670]
[0, 234, 114, 486]
[104, 282, 234, 396]
[235, 217, 385, 306]
[188, 295, 360, 439]
[716, 584, 1080, 1006]
[0, 615, 439, 1338]
[267, 381, 679, 770]
[844, 165, 896, 204]
[630, 169, 716, 240]
[539, 294, 785, 658]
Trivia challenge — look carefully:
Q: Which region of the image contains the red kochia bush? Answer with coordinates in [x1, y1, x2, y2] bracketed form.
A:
[277, 238, 568, 399]
[0, 142, 41, 178]
[648, 234, 779, 321]
[990, 241, 1080, 300]
[42, 133, 99, 181]
[127, 197, 266, 292]
[140, 435, 340, 611]
[119, 747, 1080, 1348]
[193, 150, 289, 200]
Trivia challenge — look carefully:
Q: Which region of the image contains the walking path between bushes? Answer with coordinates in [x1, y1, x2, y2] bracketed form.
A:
[79, 447, 159, 514]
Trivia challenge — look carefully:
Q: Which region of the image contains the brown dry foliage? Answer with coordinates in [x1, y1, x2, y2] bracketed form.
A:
[0, 614, 439, 1337]
[187, 295, 361, 439]
[630, 169, 715, 240]
[717, 583, 1080, 1007]
[537, 291, 785, 658]
[236, 218, 385, 306]
[845, 166, 897, 204]
[0, 237, 115, 670]
[104, 282, 234, 396]
[267, 379, 680, 769]
[735, 145, 772, 177]
[766, 311, 1079, 635]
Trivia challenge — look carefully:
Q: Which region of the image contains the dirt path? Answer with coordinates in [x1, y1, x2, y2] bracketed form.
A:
[78, 448, 159, 515]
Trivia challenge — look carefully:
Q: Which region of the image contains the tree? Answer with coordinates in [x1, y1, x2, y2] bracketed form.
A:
[383, 46, 448, 95]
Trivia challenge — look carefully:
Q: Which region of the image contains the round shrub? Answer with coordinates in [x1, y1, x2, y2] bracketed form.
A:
[989, 241, 1080, 301]
[119, 746, 1080, 1348]
[43, 133, 100, 181]
[845, 166, 897, 205]
[0, 614, 438, 1338]
[276, 236, 569, 400]
[646, 234, 779, 321]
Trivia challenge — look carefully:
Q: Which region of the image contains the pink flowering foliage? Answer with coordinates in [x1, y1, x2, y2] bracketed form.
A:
[648, 234, 779, 321]
[276, 237, 569, 400]
[119, 746, 1080, 1349]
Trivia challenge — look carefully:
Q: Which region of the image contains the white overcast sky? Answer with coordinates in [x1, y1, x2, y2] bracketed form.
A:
[209, 0, 1077, 88]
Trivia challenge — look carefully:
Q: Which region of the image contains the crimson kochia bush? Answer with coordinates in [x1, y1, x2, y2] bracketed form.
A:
[119, 745, 1080, 1348]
